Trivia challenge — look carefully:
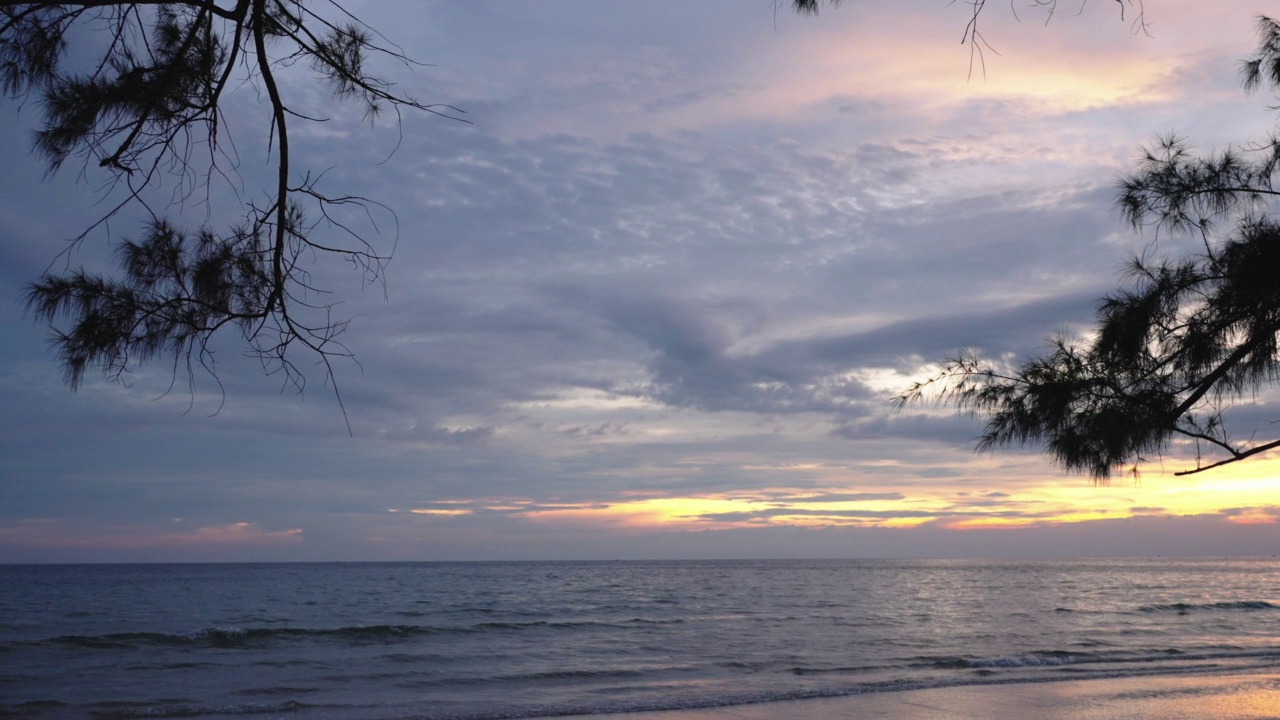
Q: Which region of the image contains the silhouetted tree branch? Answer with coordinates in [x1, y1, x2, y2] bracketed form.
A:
[898, 16, 1280, 480]
[6, 1, 464, 430]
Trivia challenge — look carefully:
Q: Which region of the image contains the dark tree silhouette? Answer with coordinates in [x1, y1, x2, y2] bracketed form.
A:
[7, 1, 462, 427]
[898, 16, 1280, 480]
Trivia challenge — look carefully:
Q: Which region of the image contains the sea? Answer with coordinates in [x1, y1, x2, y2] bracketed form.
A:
[2, 558, 1278, 719]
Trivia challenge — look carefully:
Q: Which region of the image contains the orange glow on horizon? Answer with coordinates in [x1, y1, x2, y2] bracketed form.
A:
[436, 456, 1280, 536]
[374, 451, 1280, 540]
[1226, 511, 1278, 526]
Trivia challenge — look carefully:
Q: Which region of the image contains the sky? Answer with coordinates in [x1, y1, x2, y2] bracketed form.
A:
[2, 0, 1279, 562]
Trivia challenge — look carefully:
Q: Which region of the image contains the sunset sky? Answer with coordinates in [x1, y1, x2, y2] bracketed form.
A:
[2, 0, 1279, 562]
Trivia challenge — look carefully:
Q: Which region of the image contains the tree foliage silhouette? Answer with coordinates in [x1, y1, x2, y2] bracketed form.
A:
[7, 1, 461, 427]
[898, 16, 1280, 480]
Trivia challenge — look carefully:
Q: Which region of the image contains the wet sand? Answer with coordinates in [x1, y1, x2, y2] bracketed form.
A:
[560, 672, 1280, 719]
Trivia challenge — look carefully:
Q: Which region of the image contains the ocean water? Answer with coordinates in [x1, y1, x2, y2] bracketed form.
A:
[1, 558, 1278, 719]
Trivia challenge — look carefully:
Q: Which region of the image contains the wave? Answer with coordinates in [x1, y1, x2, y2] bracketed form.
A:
[545, 662, 1280, 720]
[788, 664, 884, 676]
[41, 625, 435, 650]
[912, 647, 1278, 671]
[772, 647, 1279, 683]
[1137, 600, 1279, 614]
[24, 616, 685, 651]
[18, 661, 1279, 720]
[0, 699, 323, 720]
[280, 663, 1280, 720]
[82, 699, 314, 719]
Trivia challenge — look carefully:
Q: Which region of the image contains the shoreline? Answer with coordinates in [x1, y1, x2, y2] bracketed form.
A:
[557, 670, 1280, 719]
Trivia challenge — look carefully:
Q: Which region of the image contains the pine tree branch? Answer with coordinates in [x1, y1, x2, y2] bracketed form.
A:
[1173, 437, 1280, 476]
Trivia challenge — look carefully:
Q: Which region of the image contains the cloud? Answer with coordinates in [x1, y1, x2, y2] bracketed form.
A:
[0, 519, 302, 554]
[0, 0, 1269, 561]
[1221, 507, 1280, 526]
[643, 84, 750, 114]
[694, 507, 947, 522]
[377, 423, 496, 446]
[772, 492, 907, 503]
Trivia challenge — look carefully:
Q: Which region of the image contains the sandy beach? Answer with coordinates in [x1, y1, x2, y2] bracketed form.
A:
[559, 672, 1280, 720]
